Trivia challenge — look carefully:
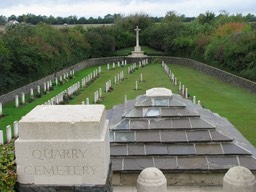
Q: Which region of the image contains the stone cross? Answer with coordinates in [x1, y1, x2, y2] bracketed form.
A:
[135, 26, 141, 47]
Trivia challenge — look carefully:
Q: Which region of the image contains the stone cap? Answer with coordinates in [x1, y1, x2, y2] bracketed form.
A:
[18, 105, 107, 140]
[137, 167, 166, 185]
[146, 88, 173, 98]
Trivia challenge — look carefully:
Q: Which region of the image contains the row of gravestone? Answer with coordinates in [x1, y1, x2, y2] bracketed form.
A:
[162, 61, 202, 106]
[0, 59, 149, 145]
[13, 69, 75, 108]
[0, 69, 75, 145]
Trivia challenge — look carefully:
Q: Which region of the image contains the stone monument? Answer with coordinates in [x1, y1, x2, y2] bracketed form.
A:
[128, 26, 147, 58]
[15, 105, 111, 192]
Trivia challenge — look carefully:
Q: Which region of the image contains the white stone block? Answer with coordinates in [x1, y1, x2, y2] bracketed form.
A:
[15, 105, 110, 186]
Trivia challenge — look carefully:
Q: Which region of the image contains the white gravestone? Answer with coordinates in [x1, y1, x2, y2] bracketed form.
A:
[0, 130, 3, 145]
[30, 88, 34, 98]
[193, 96, 196, 104]
[15, 95, 19, 108]
[6, 125, 12, 143]
[21, 92, 25, 104]
[15, 105, 110, 186]
[0, 102, 2, 116]
[37, 85, 40, 94]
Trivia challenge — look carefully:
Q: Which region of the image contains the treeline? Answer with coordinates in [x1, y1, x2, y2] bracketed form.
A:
[141, 11, 256, 81]
[0, 11, 256, 95]
[0, 13, 163, 25]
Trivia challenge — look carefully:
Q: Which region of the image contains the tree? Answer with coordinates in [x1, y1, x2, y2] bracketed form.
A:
[163, 11, 183, 23]
[7, 15, 17, 21]
[198, 11, 215, 25]
[0, 15, 7, 25]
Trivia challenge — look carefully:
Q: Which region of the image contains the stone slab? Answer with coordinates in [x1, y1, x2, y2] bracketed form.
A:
[18, 105, 106, 140]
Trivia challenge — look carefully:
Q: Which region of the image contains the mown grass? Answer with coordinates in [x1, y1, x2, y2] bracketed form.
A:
[0, 66, 99, 140]
[70, 63, 175, 109]
[1, 61, 255, 147]
[167, 63, 256, 146]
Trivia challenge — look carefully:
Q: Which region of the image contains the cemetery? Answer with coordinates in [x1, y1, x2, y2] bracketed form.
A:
[0, 25, 255, 192]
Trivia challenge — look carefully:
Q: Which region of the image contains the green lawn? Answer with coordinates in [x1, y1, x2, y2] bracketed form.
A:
[69, 63, 175, 109]
[0, 66, 99, 140]
[1, 62, 255, 147]
[167, 63, 256, 146]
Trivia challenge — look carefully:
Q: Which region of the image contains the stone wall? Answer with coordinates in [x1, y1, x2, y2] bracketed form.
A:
[157, 56, 256, 93]
[1, 56, 255, 104]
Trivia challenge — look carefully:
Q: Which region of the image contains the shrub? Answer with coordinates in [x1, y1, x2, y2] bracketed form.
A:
[0, 141, 16, 192]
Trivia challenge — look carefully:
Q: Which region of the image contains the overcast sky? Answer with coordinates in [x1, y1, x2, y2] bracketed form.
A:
[1, 0, 255, 18]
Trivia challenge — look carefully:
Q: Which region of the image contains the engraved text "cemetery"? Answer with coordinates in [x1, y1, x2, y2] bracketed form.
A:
[24, 165, 96, 176]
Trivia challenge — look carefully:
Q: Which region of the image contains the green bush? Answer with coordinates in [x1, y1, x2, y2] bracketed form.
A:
[0, 141, 16, 192]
